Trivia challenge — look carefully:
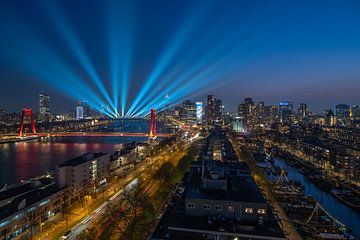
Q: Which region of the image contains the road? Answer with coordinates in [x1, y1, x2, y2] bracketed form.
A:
[56, 129, 199, 239]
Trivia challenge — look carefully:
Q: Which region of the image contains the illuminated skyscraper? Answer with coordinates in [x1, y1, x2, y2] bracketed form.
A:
[239, 97, 255, 125]
[298, 103, 308, 118]
[195, 101, 203, 124]
[279, 101, 293, 124]
[39, 92, 51, 122]
[183, 100, 196, 125]
[232, 116, 245, 133]
[207, 95, 222, 124]
[76, 100, 84, 120]
[335, 104, 350, 125]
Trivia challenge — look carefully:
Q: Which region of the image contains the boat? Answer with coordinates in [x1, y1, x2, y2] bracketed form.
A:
[331, 189, 360, 212]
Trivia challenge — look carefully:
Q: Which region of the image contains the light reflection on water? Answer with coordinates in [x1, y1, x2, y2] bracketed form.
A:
[0, 119, 168, 185]
[274, 157, 360, 239]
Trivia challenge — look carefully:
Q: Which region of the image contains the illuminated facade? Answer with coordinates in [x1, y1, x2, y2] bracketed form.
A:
[183, 100, 196, 125]
[39, 92, 51, 122]
[207, 95, 222, 124]
[57, 153, 111, 191]
[279, 101, 293, 124]
[195, 101, 203, 124]
[76, 106, 84, 120]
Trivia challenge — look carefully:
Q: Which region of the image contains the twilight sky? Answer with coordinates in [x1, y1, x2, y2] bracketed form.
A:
[0, 0, 359, 114]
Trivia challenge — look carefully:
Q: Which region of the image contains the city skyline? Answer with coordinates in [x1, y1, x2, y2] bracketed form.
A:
[1, 1, 360, 239]
[1, 0, 360, 115]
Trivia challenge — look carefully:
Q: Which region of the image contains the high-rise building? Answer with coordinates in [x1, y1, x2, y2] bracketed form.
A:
[76, 106, 83, 120]
[76, 100, 84, 120]
[195, 101, 203, 124]
[232, 116, 245, 133]
[279, 101, 293, 124]
[335, 104, 350, 125]
[82, 101, 92, 118]
[183, 100, 196, 125]
[298, 103, 308, 118]
[39, 92, 51, 122]
[239, 97, 255, 125]
[238, 103, 245, 118]
[207, 95, 222, 124]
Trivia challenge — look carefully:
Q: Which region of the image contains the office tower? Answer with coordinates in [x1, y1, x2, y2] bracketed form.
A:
[207, 95, 222, 124]
[76, 100, 84, 120]
[239, 97, 255, 125]
[39, 92, 51, 122]
[238, 103, 245, 119]
[82, 101, 92, 118]
[298, 103, 308, 118]
[183, 100, 196, 125]
[269, 105, 279, 123]
[232, 116, 245, 133]
[335, 104, 350, 125]
[279, 101, 293, 124]
[195, 101, 203, 124]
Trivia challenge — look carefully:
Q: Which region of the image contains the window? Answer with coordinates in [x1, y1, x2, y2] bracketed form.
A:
[187, 203, 195, 208]
[245, 208, 253, 213]
[257, 208, 266, 214]
[228, 205, 235, 212]
[203, 204, 211, 210]
[214, 205, 223, 211]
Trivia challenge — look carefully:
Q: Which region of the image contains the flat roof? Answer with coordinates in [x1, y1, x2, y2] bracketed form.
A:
[185, 168, 266, 203]
[59, 152, 108, 167]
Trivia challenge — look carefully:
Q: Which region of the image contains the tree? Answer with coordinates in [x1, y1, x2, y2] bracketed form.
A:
[77, 228, 97, 240]
[97, 184, 150, 240]
[154, 162, 174, 186]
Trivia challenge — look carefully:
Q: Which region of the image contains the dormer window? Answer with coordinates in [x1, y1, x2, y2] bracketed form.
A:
[203, 204, 211, 210]
[245, 208, 253, 213]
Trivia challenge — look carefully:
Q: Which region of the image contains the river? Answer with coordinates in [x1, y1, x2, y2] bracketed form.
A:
[0, 119, 169, 186]
[274, 157, 360, 239]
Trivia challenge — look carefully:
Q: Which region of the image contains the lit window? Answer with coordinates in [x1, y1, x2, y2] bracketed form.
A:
[187, 203, 195, 208]
[245, 208, 253, 213]
[257, 208, 266, 214]
[214, 205, 223, 211]
[228, 205, 235, 212]
[203, 204, 211, 210]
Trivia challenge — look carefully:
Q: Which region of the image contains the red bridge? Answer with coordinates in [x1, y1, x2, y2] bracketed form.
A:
[16, 108, 171, 138]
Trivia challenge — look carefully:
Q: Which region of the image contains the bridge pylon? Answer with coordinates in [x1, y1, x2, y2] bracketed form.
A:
[149, 108, 156, 137]
[18, 108, 36, 137]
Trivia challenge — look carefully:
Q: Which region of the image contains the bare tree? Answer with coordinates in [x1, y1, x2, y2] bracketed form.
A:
[98, 184, 149, 240]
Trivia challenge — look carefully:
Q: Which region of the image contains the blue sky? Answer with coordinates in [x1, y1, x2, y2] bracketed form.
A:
[0, 0, 359, 114]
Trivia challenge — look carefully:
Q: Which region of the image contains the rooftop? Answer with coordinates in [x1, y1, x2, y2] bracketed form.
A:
[59, 152, 108, 167]
[185, 166, 266, 204]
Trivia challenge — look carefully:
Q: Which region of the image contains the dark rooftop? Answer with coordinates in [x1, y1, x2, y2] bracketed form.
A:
[185, 167, 266, 203]
[59, 152, 108, 167]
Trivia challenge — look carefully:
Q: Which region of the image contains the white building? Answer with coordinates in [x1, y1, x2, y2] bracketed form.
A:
[57, 153, 111, 191]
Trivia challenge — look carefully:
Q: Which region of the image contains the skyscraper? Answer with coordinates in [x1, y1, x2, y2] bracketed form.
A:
[39, 92, 51, 122]
[335, 104, 350, 125]
[76, 100, 84, 120]
[195, 101, 203, 124]
[183, 100, 196, 125]
[239, 97, 255, 125]
[207, 95, 222, 124]
[279, 101, 293, 124]
[298, 103, 308, 120]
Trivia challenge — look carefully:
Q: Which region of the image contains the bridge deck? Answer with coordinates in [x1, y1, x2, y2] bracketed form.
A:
[21, 132, 172, 137]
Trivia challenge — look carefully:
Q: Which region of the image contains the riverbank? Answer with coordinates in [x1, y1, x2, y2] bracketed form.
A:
[276, 149, 360, 213]
[0, 135, 40, 144]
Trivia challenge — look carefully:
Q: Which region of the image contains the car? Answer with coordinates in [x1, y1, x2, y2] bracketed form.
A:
[61, 230, 72, 239]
